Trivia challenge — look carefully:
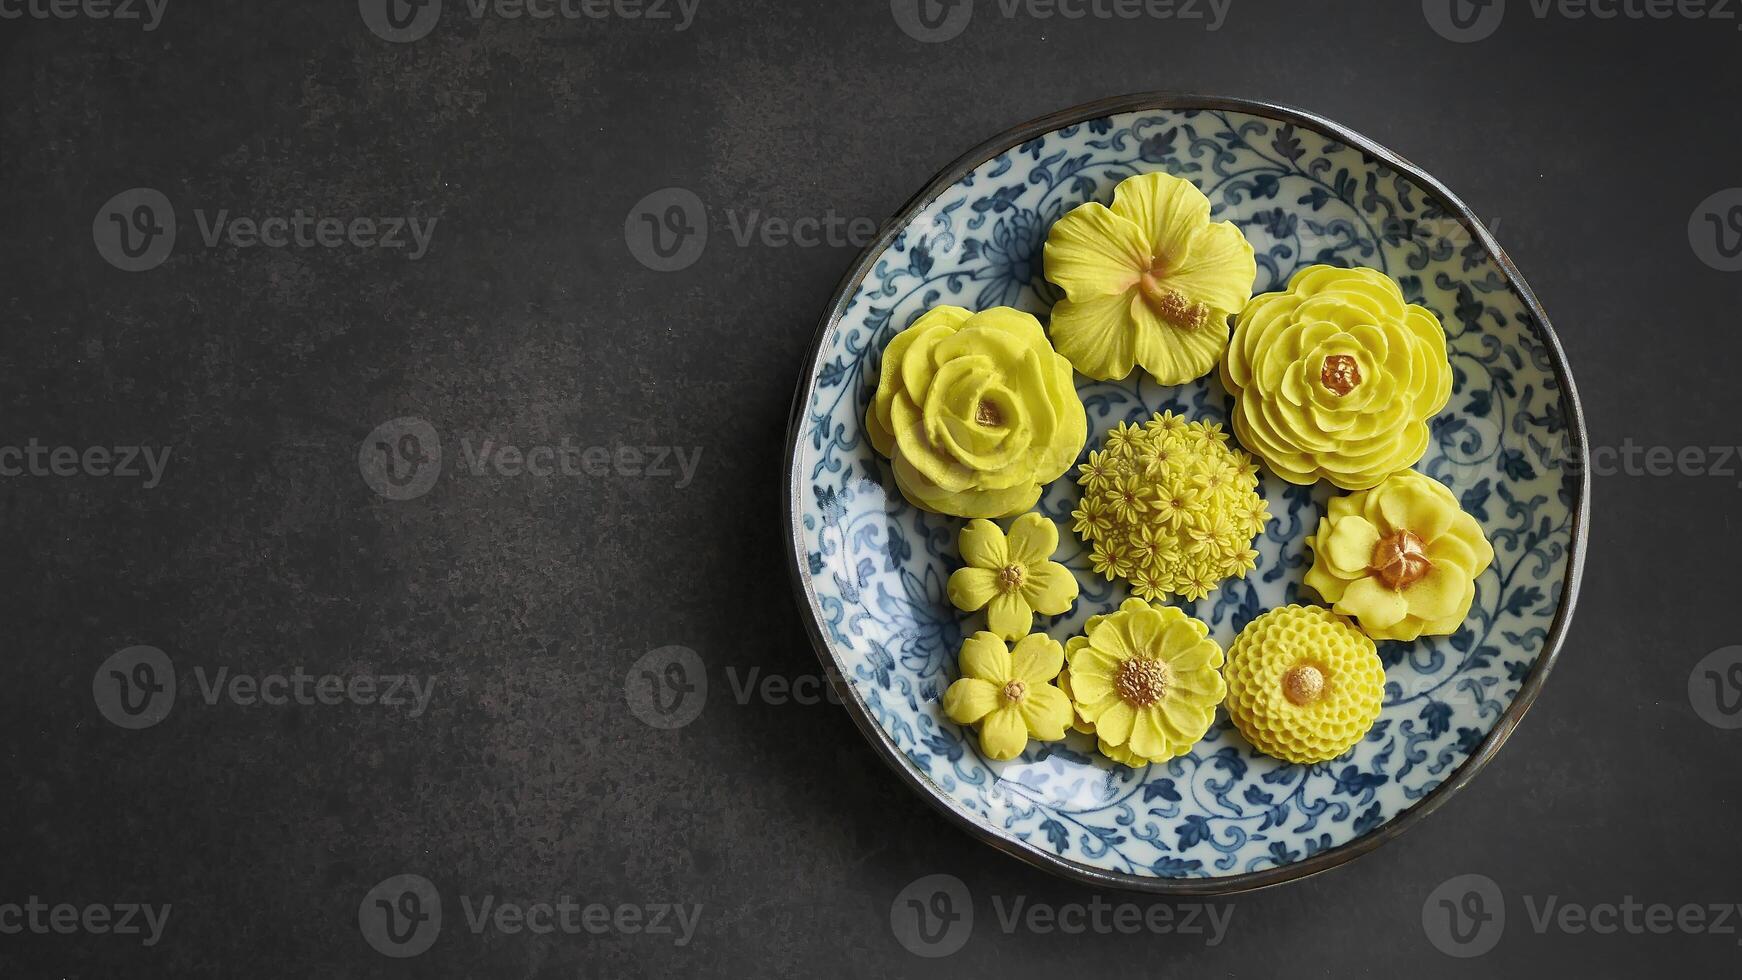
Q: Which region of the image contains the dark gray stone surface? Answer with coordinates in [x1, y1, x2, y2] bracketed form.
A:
[3, 0, 1738, 975]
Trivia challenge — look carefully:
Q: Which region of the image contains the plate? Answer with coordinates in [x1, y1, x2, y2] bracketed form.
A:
[784, 94, 1587, 893]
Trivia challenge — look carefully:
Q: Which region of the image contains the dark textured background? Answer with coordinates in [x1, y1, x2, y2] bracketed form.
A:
[3, 0, 1739, 975]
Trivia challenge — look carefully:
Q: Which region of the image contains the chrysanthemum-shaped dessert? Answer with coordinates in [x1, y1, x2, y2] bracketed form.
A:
[1304, 469, 1494, 641]
[1221, 265, 1453, 490]
[942, 632, 1074, 761]
[865, 305, 1088, 519]
[1070, 412, 1269, 601]
[1061, 598, 1227, 766]
[1043, 172, 1257, 384]
[947, 513, 1079, 640]
[1223, 605, 1386, 765]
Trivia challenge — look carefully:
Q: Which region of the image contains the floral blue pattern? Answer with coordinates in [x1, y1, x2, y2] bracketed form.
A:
[789, 104, 1582, 884]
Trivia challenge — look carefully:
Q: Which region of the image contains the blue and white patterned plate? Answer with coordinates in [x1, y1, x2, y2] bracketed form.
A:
[784, 95, 1588, 893]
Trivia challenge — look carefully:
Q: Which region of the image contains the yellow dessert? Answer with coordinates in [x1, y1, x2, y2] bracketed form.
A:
[1061, 598, 1227, 766]
[1223, 605, 1386, 764]
[1220, 265, 1453, 490]
[942, 632, 1074, 761]
[1304, 469, 1495, 641]
[1043, 172, 1257, 384]
[865, 305, 1087, 519]
[1070, 412, 1269, 601]
[947, 513, 1079, 640]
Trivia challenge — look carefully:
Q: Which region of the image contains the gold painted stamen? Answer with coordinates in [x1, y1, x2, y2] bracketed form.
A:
[1320, 354, 1362, 396]
[1136, 256, 1209, 329]
[1283, 664, 1326, 705]
[1370, 530, 1432, 590]
[996, 564, 1026, 594]
[1114, 657, 1170, 707]
[1002, 679, 1028, 703]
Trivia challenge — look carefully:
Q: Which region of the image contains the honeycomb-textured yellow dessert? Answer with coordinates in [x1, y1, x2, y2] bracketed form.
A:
[1223, 605, 1385, 764]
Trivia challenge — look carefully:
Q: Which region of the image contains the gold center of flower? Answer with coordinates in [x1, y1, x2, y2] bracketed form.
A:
[975, 399, 1004, 427]
[1137, 257, 1209, 330]
[1371, 529, 1432, 590]
[1114, 657, 1170, 707]
[1002, 679, 1028, 703]
[1320, 354, 1362, 396]
[1283, 664, 1326, 705]
[996, 564, 1026, 593]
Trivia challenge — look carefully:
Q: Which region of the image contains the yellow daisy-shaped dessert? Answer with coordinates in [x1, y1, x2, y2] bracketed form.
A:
[865, 305, 1088, 519]
[1223, 605, 1386, 765]
[1304, 469, 1495, 641]
[1221, 265, 1453, 490]
[1056, 666, 1157, 768]
[1070, 412, 1269, 602]
[1043, 172, 1258, 384]
[947, 513, 1079, 641]
[942, 632, 1074, 761]
[1062, 598, 1227, 766]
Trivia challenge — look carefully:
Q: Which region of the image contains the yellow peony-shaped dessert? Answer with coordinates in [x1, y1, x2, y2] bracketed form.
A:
[947, 513, 1079, 640]
[1221, 265, 1453, 490]
[1043, 172, 1257, 384]
[1223, 605, 1386, 765]
[1304, 469, 1494, 641]
[1070, 412, 1269, 601]
[866, 306, 1088, 519]
[942, 632, 1074, 761]
[1062, 598, 1227, 766]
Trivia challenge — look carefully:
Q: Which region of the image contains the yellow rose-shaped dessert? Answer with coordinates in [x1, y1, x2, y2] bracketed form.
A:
[1070, 412, 1269, 601]
[1043, 172, 1257, 384]
[1224, 605, 1386, 765]
[1062, 598, 1227, 766]
[865, 306, 1088, 519]
[1304, 469, 1495, 641]
[1221, 265, 1453, 490]
[947, 513, 1079, 640]
[942, 632, 1074, 761]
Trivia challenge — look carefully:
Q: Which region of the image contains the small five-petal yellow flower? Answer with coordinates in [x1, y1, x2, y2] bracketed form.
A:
[1043, 171, 1257, 384]
[947, 513, 1079, 640]
[942, 632, 1074, 761]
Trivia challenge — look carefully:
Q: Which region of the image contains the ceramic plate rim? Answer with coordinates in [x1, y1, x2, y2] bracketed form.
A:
[782, 92, 1590, 895]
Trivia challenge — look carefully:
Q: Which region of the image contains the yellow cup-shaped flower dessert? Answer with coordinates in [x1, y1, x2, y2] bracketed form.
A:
[947, 513, 1079, 641]
[1070, 412, 1269, 602]
[1043, 172, 1257, 384]
[942, 632, 1074, 761]
[1224, 605, 1386, 765]
[1062, 598, 1227, 766]
[1305, 469, 1495, 641]
[866, 306, 1088, 519]
[1221, 265, 1453, 490]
